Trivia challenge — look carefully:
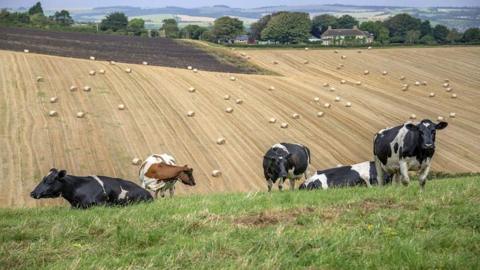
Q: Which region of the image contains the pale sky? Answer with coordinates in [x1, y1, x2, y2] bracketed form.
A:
[1, 0, 479, 9]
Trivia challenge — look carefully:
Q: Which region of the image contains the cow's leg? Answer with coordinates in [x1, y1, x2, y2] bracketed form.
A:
[399, 161, 410, 186]
[278, 178, 285, 191]
[267, 179, 273, 192]
[169, 186, 175, 197]
[289, 178, 296, 191]
[418, 164, 431, 191]
[160, 189, 166, 198]
[375, 157, 385, 186]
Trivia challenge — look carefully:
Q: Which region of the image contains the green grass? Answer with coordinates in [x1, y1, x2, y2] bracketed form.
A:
[1, 176, 479, 269]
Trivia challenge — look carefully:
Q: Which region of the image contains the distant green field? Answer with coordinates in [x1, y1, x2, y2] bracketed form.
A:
[1, 176, 479, 269]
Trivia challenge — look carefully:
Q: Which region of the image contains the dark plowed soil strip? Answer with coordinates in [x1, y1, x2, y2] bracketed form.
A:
[0, 27, 242, 73]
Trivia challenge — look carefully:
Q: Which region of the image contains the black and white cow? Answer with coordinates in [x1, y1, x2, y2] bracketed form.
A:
[30, 168, 153, 208]
[263, 143, 311, 191]
[373, 119, 448, 190]
[299, 161, 391, 190]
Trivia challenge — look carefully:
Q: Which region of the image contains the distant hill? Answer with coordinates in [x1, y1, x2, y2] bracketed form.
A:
[64, 4, 480, 31]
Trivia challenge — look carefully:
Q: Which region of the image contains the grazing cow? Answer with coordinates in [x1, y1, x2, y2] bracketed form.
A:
[374, 119, 448, 190]
[139, 154, 195, 198]
[299, 161, 391, 190]
[30, 168, 152, 208]
[263, 143, 311, 191]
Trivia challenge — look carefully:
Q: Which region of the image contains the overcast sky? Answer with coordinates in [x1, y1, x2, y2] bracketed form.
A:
[1, 0, 479, 9]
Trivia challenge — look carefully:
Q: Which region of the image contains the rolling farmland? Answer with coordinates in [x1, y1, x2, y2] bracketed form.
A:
[0, 46, 479, 208]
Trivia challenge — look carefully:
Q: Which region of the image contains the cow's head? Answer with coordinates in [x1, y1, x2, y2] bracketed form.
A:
[178, 165, 196, 186]
[30, 168, 67, 199]
[264, 153, 291, 180]
[406, 119, 448, 150]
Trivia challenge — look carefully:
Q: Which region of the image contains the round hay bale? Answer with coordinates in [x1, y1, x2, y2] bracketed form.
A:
[443, 83, 449, 88]
[336, 66, 342, 70]
[76, 112, 85, 118]
[89, 70, 96, 76]
[268, 86, 275, 91]
[24, 49, 29, 53]
[70, 85, 78, 91]
[400, 76, 406, 80]
[235, 99, 243, 104]
[364, 70, 369, 75]
[340, 79, 346, 84]
[446, 87, 453, 92]
[324, 103, 331, 108]
[193, 68, 198, 73]
[451, 93, 457, 98]
[280, 122, 288, 129]
[131, 158, 141, 165]
[48, 110, 57, 117]
[341, 55, 347, 59]
[305, 47, 309, 51]
[345, 102, 352, 107]
[314, 97, 320, 102]
[110, 61, 116, 65]
[303, 60, 309, 64]
[187, 66, 193, 70]
[118, 104, 126, 110]
[272, 61, 278, 65]
[449, 112, 456, 118]
[382, 71, 388, 75]
[329, 87, 336, 92]
[437, 116, 444, 121]
[323, 83, 329, 87]
[83, 86, 91, 92]
[216, 137, 226, 145]
[401, 84, 409, 91]
[334, 50, 339, 53]
[339, 63, 344, 67]
[230, 76, 236, 81]
[225, 107, 233, 113]
[49, 97, 58, 103]
[316, 111, 324, 117]
[421, 81, 428, 86]
[36, 76, 43, 82]
[187, 111, 195, 117]
[410, 114, 417, 120]
[125, 68, 132, 73]
[429, 92, 435, 97]
[188, 87, 196, 93]
[98, 69, 105, 74]
[367, 46, 372, 50]
[415, 81, 421, 86]
[212, 170, 222, 177]
[334, 96, 341, 102]
[89, 56, 95, 60]
[142, 61, 148, 65]
[444, 79, 450, 83]
[269, 117, 277, 123]
[223, 95, 231, 100]
[292, 113, 300, 119]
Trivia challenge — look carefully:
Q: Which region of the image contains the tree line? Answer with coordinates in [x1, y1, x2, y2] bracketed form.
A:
[1, 2, 479, 45]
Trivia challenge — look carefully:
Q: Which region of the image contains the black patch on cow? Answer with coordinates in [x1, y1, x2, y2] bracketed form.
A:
[393, 143, 399, 153]
[373, 125, 403, 165]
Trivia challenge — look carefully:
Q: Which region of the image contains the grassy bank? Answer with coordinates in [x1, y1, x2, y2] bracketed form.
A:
[1, 176, 479, 269]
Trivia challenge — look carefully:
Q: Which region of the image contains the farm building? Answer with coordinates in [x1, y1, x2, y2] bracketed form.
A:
[321, 26, 374, 46]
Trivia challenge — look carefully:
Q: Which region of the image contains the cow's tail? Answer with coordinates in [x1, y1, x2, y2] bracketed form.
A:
[304, 146, 311, 164]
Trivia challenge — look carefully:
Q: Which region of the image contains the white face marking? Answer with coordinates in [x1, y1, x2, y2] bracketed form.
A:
[423, 122, 430, 127]
[118, 187, 128, 200]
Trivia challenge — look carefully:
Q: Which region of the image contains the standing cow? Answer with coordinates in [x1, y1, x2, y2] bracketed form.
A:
[299, 161, 391, 190]
[139, 154, 195, 198]
[30, 168, 152, 208]
[263, 143, 311, 191]
[374, 119, 448, 190]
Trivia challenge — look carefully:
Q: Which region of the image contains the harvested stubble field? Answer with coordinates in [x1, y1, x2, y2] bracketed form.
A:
[0, 45, 479, 208]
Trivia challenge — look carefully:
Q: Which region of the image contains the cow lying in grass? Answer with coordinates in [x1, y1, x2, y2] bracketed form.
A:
[30, 168, 152, 208]
[299, 161, 391, 190]
[139, 154, 196, 198]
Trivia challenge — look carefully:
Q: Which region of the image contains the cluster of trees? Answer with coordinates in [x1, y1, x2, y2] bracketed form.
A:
[0, 2, 74, 28]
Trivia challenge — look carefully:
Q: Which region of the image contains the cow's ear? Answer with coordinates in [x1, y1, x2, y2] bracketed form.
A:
[57, 170, 67, 179]
[436, 122, 448, 130]
[50, 168, 57, 172]
[405, 123, 418, 131]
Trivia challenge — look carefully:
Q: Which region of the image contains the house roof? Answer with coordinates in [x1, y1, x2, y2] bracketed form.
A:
[322, 28, 368, 37]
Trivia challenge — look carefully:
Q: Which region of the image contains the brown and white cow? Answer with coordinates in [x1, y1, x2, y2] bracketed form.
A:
[139, 154, 195, 198]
